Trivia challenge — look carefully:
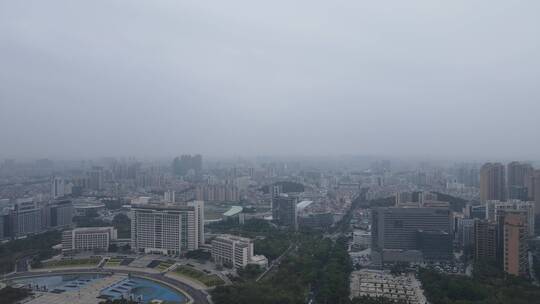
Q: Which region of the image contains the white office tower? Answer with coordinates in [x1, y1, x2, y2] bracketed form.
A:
[187, 200, 205, 246]
[212, 234, 264, 268]
[164, 190, 175, 203]
[10, 198, 42, 238]
[131, 203, 201, 255]
[62, 227, 117, 253]
[51, 177, 65, 199]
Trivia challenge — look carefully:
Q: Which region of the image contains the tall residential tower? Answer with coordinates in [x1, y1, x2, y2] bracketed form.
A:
[480, 163, 506, 202]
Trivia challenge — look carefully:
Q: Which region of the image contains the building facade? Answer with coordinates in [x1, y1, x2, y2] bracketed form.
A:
[212, 234, 254, 268]
[272, 194, 298, 229]
[485, 200, 535, 236]
[131, 202, 203, 255]
[474, 220, 497, 261]
[196, 185, 239, 202]
[480, 163, 506, 202]
[371, 207, 453, 262]
[48, 200, 74, 228]
[527, 170, 540, 215]
[372, 207, 452, 251]
[51, 177, 66, 199]
[503, 213, 529, 276]
[211, 234, 268, 268]
[507, 162, 533, 200]
[9, 199, 43, 238]
[62, 227, 117, 253]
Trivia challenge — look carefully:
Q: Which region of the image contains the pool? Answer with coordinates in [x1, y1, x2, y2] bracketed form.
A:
[14, 273, 106, 292]
[100, 277, 186, 303]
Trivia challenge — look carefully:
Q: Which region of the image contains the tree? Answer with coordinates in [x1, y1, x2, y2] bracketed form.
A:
[237, 264, 262, 281]
[0, 231, 61, 274]
[0, 286, 32, 304]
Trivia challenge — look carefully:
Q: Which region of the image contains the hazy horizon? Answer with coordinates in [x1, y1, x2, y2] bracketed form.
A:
[1, 1, 540, 160]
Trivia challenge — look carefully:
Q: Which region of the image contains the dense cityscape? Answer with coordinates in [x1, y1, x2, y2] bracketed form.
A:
[0, 156, 539, 303]
[2, 1, 540, 303]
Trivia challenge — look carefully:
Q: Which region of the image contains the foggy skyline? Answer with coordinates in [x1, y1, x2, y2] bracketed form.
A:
[1, 1, 540, 160]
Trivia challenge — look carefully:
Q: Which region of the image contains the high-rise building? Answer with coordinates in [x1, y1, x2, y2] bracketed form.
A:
[271, 184, 282, 197]
[130, 202, 202, 254]
[51, 177, 66, 199]
[172, 154, 203, 177]
[526, 170, 540, 215]
[416, 230, 452, 261]
[507, 162, 534, 200]
[211, 234, 262, 268]
[503, 212, 529, 276]
[62, 227, 117, 253]
[0, 214, 6, 240]
[272, 194, 298, 229]
[459, 218, 476, 252]
[485, 200, 535, 236]
[474, 220, 497, 262]
[187, 200, 205, 247]
[371, 207, 452, 262]
[480, 163, 506, 202]
[9, 198, 43, 238]
[164, 190, 175, 203]
[195, 185, 239, 202]
[455, 164, 480, 187]
[88, 167, 104, 191]
[395, 192, 413, 206]
[43, 200, 74, 229]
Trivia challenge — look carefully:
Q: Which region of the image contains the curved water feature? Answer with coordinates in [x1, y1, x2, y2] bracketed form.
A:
[14, 273, 106, 293]
[13, 273, 187, 303]
[100, 277, 186, 303]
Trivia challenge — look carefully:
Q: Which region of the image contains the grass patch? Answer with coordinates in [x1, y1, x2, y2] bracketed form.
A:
[157, 261, 174, 271]
[174, 265, 225, 287]
[0, 286, 32, 304]
[105, 258, 123, 266]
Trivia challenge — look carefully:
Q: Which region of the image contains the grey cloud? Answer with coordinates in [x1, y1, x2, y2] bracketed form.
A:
[1, 0, 539, 160]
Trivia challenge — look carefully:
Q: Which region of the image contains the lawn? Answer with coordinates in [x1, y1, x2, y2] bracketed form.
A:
[157, 261, 174, 272]
[105, 258, 123, 267]
[174, 265, 225, 287]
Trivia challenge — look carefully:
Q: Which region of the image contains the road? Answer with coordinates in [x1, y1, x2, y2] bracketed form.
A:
[4, 268, 211, 304]
[255, 242, 295, 282]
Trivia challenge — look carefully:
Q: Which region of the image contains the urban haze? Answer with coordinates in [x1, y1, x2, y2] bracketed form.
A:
[1, 1, 540, 304]
[1, 1, 540, 160]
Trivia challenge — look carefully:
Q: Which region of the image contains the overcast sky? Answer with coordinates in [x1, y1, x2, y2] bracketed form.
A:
[1, 0, 539, 160]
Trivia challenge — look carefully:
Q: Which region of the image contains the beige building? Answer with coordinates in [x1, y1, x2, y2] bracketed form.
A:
[503, 213, 529, 276]
[485, 200, 535, 236]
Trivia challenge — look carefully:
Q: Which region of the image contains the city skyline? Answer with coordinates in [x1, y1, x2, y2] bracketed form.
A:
[2, 1, 540, 303]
